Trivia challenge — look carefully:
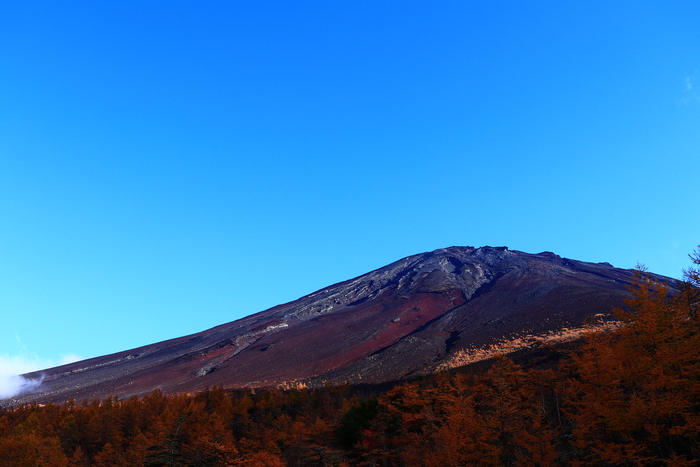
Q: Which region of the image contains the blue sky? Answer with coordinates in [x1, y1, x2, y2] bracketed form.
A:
[1, 1, 699, 375]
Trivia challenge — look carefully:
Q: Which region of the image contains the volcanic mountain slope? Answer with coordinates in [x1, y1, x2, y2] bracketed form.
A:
[9, 246, 674, 405]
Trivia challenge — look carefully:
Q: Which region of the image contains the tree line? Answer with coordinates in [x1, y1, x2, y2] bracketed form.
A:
[1, 249, 698, 466]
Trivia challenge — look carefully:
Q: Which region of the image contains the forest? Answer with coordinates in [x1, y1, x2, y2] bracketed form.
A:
[1, 251, 698, 466]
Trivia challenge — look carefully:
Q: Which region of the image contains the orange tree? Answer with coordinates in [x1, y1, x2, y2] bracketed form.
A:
[564, 248, 700, 465]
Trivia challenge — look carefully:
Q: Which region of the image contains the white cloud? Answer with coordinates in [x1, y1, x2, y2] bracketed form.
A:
[0, 353, 84, 400]
[0, 354, 50, 376]
[0, 373, 44, 399]
[0, 355, 46, 400]
[679, 72, 700, 105]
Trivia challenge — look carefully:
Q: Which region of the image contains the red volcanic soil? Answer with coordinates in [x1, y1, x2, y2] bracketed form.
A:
[7, 246, 675, 406]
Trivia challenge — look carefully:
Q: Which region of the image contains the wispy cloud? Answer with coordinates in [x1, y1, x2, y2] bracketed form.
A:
[0, 355, 47, 399]
[679, 71, 700, 105]
[0, 353, 84, 400]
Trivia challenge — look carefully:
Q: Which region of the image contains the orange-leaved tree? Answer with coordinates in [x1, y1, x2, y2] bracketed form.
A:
[565, 247, 700, 465]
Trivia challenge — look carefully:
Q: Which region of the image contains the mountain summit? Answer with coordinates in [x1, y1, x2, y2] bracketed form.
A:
[10, 246, 667, 405]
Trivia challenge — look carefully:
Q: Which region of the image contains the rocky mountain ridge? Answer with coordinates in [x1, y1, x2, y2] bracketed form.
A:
[7, 246, 671, 405]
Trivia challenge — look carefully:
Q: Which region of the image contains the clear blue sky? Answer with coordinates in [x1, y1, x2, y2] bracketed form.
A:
[1, 1, 699, 373]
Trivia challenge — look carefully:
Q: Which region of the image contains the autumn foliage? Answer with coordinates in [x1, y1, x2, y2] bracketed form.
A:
[1, 249, 699, 466]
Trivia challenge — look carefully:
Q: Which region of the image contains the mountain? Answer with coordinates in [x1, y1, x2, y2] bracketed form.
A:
[8, 246, 673, 405]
